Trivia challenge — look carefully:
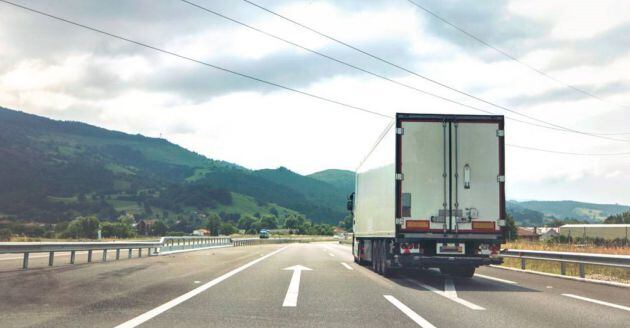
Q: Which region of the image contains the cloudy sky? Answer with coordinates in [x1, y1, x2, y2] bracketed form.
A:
[1, 0, 630, 204]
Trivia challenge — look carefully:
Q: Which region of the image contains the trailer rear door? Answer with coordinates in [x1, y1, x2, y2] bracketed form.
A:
[398, 115, 504, 235]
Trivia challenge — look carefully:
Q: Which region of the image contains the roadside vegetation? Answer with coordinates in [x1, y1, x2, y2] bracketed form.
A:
[502, 235, 629, 284]
[0, 211, 336, 242]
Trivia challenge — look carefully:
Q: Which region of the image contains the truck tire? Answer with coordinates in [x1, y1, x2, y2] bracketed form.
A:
[452, 266, 475, 278]
[381, 241, 391, 277]
[371, 241, 378, 272]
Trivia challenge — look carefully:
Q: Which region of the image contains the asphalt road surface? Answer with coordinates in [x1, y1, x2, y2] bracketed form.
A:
[0, 242, 628, 327]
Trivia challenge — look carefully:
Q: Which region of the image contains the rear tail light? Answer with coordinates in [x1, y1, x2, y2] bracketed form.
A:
[403, 220, 430, 231]
[471, 221, 495, 231]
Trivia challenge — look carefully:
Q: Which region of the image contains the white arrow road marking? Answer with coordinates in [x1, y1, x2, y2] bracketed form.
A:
[282, 265, 313, 307]
[328, 252, 336, 257]
[341, 262, 353, 270]
[405, 278, 485, 311]
[384, 295, 437, 328]
[562, 294, 630, 312]
[474, 274, 517, 285]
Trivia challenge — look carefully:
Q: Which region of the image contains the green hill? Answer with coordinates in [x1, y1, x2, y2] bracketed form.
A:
[308, 169, 355, 195]
[0, 107, 344, 224]
[513, 200, 630, 222]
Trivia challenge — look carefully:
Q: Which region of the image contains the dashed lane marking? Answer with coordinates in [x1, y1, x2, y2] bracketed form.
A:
[384, 295, 437, 328]
[474, 274, 517, 285]
[405, 278, 485, 311]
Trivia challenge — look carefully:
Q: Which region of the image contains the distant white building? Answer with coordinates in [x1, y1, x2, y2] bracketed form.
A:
[537, 227, 559, 241]
[559, 224, 630, 241]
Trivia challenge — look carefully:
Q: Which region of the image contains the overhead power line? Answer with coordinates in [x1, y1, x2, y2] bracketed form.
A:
[240, 0, 630, 142]
[507, 144, 630, 156]
[0, 0, 391, 120]
[3, 1, 630, 157]
[406, 0, 630, 113]
[179, 0, 574, 136]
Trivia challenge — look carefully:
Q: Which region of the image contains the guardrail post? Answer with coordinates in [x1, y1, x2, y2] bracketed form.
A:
[560, 262, 566, 275]
[138, 248, 142, 257]
[48, 251, 54, 267]
[87, 250, 93, 263]
[23, 252, 29, 270]
[102, 249, 107, 262]
[579, 263, 585, 278]
[520, 258, 526, 270]
[128, 248, 132, 259]
[70, 250, 76, 264]
[116, 249, 120, 260]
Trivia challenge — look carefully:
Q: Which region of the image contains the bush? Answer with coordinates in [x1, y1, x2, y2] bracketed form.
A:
[0, 228, 11, 241]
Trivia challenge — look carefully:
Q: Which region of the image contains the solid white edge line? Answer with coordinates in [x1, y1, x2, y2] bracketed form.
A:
[341, 262, 353, 270]
[474, 274, 517, 285]
[114, 245, 289, 328]
[384, 295, 437, 328]
[562, 294, 630, 312]
[405, 278, 485, 311]
[489, 265, 630, 288]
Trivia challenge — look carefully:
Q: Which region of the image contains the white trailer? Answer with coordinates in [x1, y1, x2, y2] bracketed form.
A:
[348, 113, 505, 277]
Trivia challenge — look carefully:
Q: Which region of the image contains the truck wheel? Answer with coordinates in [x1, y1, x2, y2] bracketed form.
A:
[452, 266, 475, 278]
[381, 241, 391, 277]
[371, 241, 378, 272]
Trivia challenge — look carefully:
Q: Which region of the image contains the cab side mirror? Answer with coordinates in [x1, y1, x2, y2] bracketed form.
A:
[346, 192, 355, 212]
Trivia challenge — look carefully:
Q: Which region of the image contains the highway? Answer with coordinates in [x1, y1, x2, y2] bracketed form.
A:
[0, 242, 628, 327]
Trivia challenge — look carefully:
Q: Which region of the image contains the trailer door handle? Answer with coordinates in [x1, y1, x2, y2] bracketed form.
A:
[463, 164, 471, 189]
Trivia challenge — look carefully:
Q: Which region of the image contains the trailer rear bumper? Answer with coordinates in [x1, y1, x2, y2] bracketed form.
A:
[394, 255, 503, 268]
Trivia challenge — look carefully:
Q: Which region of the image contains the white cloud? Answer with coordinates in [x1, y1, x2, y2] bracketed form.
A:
[1, 0, 630, 203]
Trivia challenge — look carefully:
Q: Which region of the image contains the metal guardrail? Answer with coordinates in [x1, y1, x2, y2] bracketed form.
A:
[0, 236, 232, 270]
[0, 236, 299, 270]
[501, 249, 630, 278]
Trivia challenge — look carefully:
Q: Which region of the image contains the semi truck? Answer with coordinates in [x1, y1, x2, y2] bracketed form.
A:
[347, 113, 505, 277]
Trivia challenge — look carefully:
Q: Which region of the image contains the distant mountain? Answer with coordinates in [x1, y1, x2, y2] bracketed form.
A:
[508, 200, 630, 223]
[308, 169, 355, 195]
[0, 107, 345, 224]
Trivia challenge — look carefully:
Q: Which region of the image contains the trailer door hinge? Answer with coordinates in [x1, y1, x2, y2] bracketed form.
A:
[396, 173, 404, 181]
[396, 128, 404, 135]
[496, 129, 505, 137]
[497, 175, 505, 182]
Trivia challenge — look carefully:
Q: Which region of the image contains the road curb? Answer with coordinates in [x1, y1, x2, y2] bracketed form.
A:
[490, 265, 630, 288]
[158, 244, 233, 256]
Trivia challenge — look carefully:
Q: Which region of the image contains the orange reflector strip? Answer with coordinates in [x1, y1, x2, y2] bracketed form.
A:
[472, 221, 495, 230]
[405, 220, 430, 229]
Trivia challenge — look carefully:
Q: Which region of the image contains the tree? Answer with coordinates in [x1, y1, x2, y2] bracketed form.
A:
[259, 215, 278, 229]
[150, 220, 168, 236]
[220, 222, 237, 235]
[339, 214, 353, 232]
[206, 213, 221, 236]
[237, 216, 256, 231]
[605, 211, 630, 224]
[284, 216, 299, 230]
[65, 216, 100, 239]
[505, 214, 518, 241]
